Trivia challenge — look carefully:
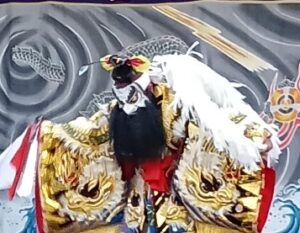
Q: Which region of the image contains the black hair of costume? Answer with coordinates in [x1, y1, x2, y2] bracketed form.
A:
[109, 100, 166, 163]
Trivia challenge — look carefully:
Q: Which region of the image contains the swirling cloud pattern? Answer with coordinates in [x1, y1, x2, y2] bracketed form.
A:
[0, 2, 300, 232]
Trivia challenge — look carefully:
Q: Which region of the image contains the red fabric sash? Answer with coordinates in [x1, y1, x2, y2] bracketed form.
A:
[34, 123, 44, 233]
[35, 153, 44, 233]
[257, 167, 276, 232]
[141, 155, 177, 192]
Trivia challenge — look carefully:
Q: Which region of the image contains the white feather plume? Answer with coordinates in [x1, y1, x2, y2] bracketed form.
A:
[150, 52, 280, 171]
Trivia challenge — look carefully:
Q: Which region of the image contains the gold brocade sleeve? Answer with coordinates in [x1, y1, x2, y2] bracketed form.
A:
[39, 105, 125, 232]
[171, 114, 272, 233]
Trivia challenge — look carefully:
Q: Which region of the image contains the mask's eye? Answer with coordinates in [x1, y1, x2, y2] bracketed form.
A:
[128, 92, 139, 104]
[127, 86, 140, 104]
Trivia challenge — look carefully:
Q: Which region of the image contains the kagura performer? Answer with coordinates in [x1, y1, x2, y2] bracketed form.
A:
[0, 36, 281, 233]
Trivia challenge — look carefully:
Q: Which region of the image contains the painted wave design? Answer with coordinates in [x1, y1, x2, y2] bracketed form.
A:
[264, 182, 300, 233]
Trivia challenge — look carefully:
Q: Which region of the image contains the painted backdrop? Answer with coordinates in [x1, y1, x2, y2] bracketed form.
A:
[0, 1, 300, 232]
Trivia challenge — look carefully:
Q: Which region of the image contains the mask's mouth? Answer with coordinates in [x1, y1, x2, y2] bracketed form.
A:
[113, 74, 143, 89]
[114, 81, 130, 89]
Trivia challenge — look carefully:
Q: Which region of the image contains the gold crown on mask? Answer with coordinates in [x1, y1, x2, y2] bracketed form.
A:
[100, 54, 150, 74]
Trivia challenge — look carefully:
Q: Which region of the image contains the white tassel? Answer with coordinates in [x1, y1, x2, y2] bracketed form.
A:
[17, 129, 39, 198]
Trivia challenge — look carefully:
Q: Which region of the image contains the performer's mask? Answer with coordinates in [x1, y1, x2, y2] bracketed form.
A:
[100, 54, 152, 115]
[112, 72, 151, 115]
